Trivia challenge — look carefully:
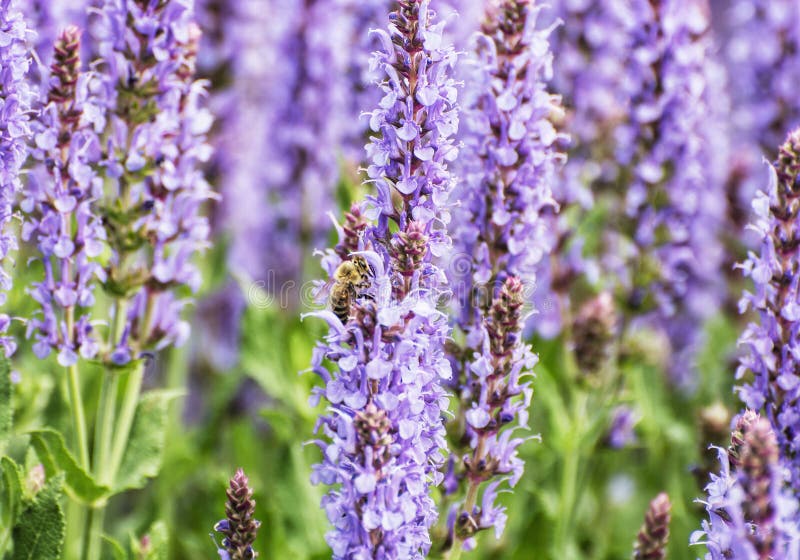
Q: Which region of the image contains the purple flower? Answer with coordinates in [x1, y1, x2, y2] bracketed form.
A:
[219, 0, 370, 296]
[691, 413, 800, 558]
[737, 128, 800, 489]
[550, 0, 634, 207]
[452, 0, 562, 292]
[0, 0, 36, 355]
[615, 0, 728, 389]
[91, 0, 213, 363]
[445, 0, 564, 542]
[364, 0, 459, 267]
[22, 26, 105, 365]
[20, 0, 92, 69]
[436, 0, 485, 51]
[309, 2, 457, 557]
[606, 406, 639, 450]
[633, 493, 671, 560]
[213, 468, 261, 560]
[724, 0, 800, 157]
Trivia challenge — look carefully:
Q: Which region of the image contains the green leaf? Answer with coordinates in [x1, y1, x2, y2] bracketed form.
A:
[28, 429, 110, 504]
[134, 521, 168, 560]
[0, 457, 23, 555]
[102, 534, 128, 560]
[115, 391, 181, 493]
[0, 356, 11, 453]
[11, 474, 66, 560]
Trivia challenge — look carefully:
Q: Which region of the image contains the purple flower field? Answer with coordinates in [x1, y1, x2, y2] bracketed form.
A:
[0, 0, 798, 559]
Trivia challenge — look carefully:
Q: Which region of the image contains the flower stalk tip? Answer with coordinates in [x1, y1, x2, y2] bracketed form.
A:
[214, 468, 260, 560]
[634, 492, 671, 560]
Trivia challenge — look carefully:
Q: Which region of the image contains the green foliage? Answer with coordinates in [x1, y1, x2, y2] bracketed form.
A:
[240, 305, 321, 425]
[28, 429, 109, 504]
[115, 391, 181, 493]
[0, 358, 10, 454]
[10, 474, 66, 560]
[132, 521, 168, 560]
[102, 535, 128, 560]
[0, 458, 23, 555]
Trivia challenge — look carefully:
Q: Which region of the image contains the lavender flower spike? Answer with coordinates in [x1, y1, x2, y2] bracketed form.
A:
[691, 412, 800, 559]
[633, 492, 671, 560]
[738, 128, 800, 490]
[94, 0, 213, 364]
[22, 26, 106, 366]
[213, 468, 261, 560]
[617, 0, 727, 389]
[0, 0, 36, 355]
[550, 0, 632, 207]
[726, 0, 800, 156]
[446, 0, 564, 543]
[310, 2, 458, 557]
[223, 0, 357, 293]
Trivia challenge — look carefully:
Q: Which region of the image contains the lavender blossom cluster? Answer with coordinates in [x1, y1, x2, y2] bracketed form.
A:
[738, 128, 800, 489]
[0, 0, 36, 355]
[95, 0, 212, 363]
[725, 0, 800, 156]
[226, 0, 343, 289]
[20, 0, 91, 67]
[219, 0, 385, 294]
[550, 0, 632, 207]
[22, 26, 105, 366]
[693, 411, 800, 558]
[447, 0, 564, 543]
[309, 1, 458, 557]
[21, 0, 213, 366]
[616, 0, 727, 388]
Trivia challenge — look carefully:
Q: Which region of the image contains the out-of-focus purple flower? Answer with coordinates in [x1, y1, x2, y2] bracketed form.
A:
[20, 0, 91, 68]
[90, 0, 213, 364]
[533, 1, 636, 341]
[220, 0, 370, 296]
[549, 0, 633, 208]
[692, 413, 800, 558]
[724, 0, 800, 157]
[436, 0, 485, 51]
[452, 0, 562, 297]
[615, 0, 727, 389]
[22, 26, 105, 366]
[0, 0, 36, 355]
[606, 406, 639, 450]
[446, 0, 564, 543]
[309, 2, 457, 557]
[737, 128, 800, 489]
[571, 292, 617, 374]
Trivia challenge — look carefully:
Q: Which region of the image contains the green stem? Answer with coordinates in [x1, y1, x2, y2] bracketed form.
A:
[65, 363, 90, 560]
[108, 362, 144, 479]
[448, 541, 464, 560]
[553, 392, 588, 558]
[448, 479, 480, 560]
[84, 370, 120, 560]
[64, 499, 85, 560]
[66, 364, 90, 469]
[84, 297, 132, 560]
[83, 507, 104, 560]
[84, 362, 143, 558]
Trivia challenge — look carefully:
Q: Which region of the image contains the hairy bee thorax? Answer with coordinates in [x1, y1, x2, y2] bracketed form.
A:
[330, 256, 374, 323]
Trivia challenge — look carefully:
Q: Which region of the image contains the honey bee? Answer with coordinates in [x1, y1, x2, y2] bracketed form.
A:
[330, 256, 372, 323]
